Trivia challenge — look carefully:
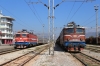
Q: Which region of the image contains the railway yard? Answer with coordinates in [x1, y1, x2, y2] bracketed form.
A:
[0, 44, 99, 66]
[0, 0, 100, 66]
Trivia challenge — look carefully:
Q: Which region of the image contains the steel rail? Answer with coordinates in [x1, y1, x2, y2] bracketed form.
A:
[0, 49, 21, 55]
[0, 45, 48, 66]
[70, 52, 100, 66]
[71, 53, 87, 66]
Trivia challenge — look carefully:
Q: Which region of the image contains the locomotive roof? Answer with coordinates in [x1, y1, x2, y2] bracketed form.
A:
[65, 22, 85, 28]
[16, 32, 36, 35]
[16, 33, 29, 34]
[64, 26, 85, 28]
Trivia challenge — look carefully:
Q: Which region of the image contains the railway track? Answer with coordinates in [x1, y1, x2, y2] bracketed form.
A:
[0, 49, 21, 55]
[0, 45, 48, 66]
[71, 52, 100, 66]
[0, 44, 46, 55]
[86, 45, 100, 53]
[85, 47, 100, 53]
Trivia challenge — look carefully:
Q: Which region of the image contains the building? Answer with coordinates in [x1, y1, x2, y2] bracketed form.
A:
[0, 11, 15, 45]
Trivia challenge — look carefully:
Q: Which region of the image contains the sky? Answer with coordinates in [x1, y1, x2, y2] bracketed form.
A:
[0, 0, 100, 38]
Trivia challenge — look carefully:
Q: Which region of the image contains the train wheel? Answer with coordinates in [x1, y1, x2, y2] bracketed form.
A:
[78, 47, 81, 51]
[28, 44, 31, 48]
[14, 46, 17, 49]
[22, 45, 24, 48]
[32, 44, 34, 47]
[65, 47, 68, 52]
[14, 45, 17, 49]
[74, 45, 76, 51]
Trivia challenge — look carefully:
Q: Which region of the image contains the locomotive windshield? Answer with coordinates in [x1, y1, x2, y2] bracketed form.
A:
[66, 28, 74, 33]
[22, 34, 27, 37]
[76, 28, 84, 33]
[16, 34, 20, 37]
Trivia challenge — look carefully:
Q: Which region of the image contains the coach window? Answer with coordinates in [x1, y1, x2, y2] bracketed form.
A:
[66, 28, 74, 33]
[22, 34, 27, 37]
[16, 34, 20, 37]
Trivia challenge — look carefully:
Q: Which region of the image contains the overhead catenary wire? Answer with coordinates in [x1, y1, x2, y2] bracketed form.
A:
[85, 25, 100, 34]
[38, 0, 66, 9]
[81, 13, 95, 25]
[24, 0, 44, 26]
[31, 4, 48, 30]
[32, 5, 44, 25]
[24, 0, 43, 26]
[62, 0, 95, 26]
[0, 4, 33, 29]
[63, 1, 76, 25]
[30, 0, 45, 25]
[83, 16, 100, 26]
[68, 1, 84, 22]
[64, 0, 95, 2]
[81, 11, 100, 26]
[80, 10, 100, 38]
[24, 0, 48, 31]
[25, 0, 50, 42]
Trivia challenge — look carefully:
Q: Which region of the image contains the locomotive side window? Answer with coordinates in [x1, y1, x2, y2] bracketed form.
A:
[16, 34, 20, 37]
[66, 28, 74, 33]
[22, 34, 27, 37]
[76, 28, 84, 33]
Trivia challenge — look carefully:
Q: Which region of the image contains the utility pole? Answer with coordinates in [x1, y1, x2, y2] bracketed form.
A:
[47, 0, 95, 55]
[54, 27, 57, 45]
[49, 0, 54, 55]
[38, 0, 65, 55]
[27, 0, 95, 55]
[48, 0, 51, 55]
[43, 24, 44, 44]
[0, 11, 2, 46]
[94, 5, 99, 44]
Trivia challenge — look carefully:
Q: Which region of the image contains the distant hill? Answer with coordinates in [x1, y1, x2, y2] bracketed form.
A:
[86, 32, 97, 38]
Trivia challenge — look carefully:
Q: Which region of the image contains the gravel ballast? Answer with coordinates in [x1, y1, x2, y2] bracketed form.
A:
[81, 49, 100, 60]
[0, 45, 47, 65]
[31, 45, 83, 66]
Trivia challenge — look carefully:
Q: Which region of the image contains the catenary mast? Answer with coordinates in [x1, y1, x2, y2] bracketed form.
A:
[28, 0, 95, 55]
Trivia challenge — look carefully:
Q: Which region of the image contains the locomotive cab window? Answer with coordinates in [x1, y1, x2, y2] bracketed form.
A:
[66, 28, 74, 33]
[22, 34, 27, 37]
[76, 28, 84, 33]
[16, 34, 20, 37]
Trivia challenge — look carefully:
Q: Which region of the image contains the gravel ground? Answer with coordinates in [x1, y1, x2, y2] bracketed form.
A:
[81, 49, 100, 60]
[0, 45, 14, 51]
[0, 45, 47, 65]
[30, 45, 83, 66]
[86, 44, 100, 47]
[1, 44, 99, 66]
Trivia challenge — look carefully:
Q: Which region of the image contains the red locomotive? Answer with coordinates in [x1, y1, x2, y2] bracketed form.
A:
[56, 22, 86, 51]
[14, 29, 38, 48]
